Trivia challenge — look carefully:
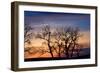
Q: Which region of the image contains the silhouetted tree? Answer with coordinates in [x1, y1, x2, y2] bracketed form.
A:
[36, 25, 54, 58]
[60, 27, 73, 58]
[58, 27, 81, 58]
[24, 24, 34, 52]
[70, 27, 80, 58]
[53, 28, 64, 57]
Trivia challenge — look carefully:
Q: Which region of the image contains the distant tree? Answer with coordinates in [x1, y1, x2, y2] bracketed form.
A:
[60, 27, 73, 58]
[36, 25, 54, 58]
[24, 24, 34, 52]
[69, 27, 81, 58]
[58, 27, 81, 58]
[52, 28, 64, 57]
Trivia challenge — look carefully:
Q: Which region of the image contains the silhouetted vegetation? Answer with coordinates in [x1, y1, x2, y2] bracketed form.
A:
[24, 24, 89, 60]
[24, 24, 34, 53]
[36, 25, 54, 58]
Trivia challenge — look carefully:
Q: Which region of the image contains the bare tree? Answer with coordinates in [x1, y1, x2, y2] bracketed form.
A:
[57, 27, 81, 58]
[36, 25, 54, 58]
[24, 24, 34, 52]
[70, 27, 81, 58]
[60, 27, 73, 58]
[52, 28, 64, 57]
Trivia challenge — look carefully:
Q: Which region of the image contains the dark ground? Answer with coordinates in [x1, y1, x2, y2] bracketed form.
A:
[25, 54, 90, 62]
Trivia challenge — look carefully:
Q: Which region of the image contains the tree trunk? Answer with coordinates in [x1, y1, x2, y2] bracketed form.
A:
[58, 46, 61, 57]
[65, 45, 69, 58]
[71, 42, 75, 58]
[48, 32, 54, 58]
[48, 43, 54, 58]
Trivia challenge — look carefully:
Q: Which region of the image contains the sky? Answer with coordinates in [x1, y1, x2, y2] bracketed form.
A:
[24, 11, 90, 31]
[24, 11, 90, 58]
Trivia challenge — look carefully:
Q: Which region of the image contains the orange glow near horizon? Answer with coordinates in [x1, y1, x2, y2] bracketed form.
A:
[24, 31, 90, 59]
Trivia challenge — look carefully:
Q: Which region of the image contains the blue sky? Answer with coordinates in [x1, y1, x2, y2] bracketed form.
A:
[24, 11, 90, 31]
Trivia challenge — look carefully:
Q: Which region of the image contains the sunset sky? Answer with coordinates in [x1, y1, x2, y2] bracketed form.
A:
[24, 11, 90, 58]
